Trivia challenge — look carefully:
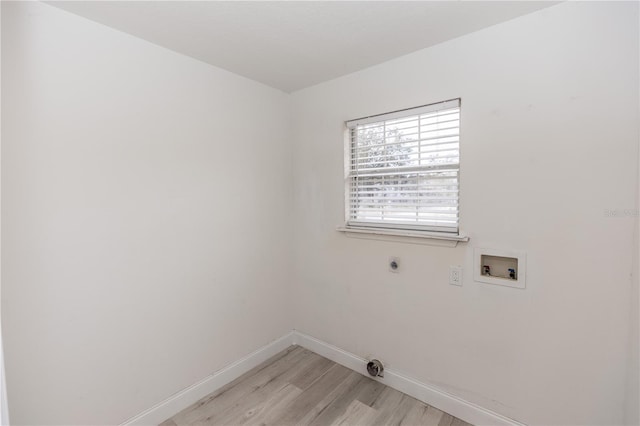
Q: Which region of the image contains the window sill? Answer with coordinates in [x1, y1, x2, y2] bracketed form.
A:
[336, 226, 469, 247]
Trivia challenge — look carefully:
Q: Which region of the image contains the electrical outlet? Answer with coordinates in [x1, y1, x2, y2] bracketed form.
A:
[449, 266, 462, 286]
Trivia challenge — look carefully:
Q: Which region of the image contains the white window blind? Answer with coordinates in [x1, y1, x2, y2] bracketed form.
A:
[346, 99, 460, 234]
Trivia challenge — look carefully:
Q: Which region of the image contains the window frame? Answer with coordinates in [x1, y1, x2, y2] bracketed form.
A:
[342, 99, 463, 239]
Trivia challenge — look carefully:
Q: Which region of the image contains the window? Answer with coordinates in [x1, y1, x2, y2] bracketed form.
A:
[345, 99, 460, 235]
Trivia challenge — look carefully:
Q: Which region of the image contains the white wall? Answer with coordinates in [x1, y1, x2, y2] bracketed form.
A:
[290, 2, 639, 425]
[627, 99, 640, 424]
[3, 1, 639, 425]
[0, 2, 8, 424]
[1, 2, 292, 424]
[628, 211, 639, 424]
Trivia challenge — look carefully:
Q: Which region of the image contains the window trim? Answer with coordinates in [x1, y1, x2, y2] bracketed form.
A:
[336, 225, 469, 242]
[343, 99, 463, 239]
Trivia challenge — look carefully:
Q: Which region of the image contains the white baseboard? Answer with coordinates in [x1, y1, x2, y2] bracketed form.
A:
[122, 330, 524, 426]
[121, 332, 295, 425]
[292, 331, 526, 426]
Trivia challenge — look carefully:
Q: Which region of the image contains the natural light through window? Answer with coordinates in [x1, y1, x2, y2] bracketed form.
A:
[345, 99, 461, 235]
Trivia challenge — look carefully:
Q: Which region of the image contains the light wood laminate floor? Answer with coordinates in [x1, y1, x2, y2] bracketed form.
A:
[161, 346, 473, 426]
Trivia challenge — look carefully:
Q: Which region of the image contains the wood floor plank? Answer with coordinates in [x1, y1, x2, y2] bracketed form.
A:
[419, 405, 447, 425]
[383, 394, 421, 425]
[212, 379, 298, 426]
[398, 402, 428, 426]
[290, 355, 336, 391]
[215, 352, 335, 425]
[231, 383, 302, 426]
[451, 417, 473, 426]
[192, 350, 327, 425]
[171, 347, 311, 424]
[329, 400, 378, 426]
[272, 364, 353, 425]
[210, 345, 303, 400]
[355, 378, 387, 407]
[172, 345, 302, 423]
[305, 372, 368, 425]
[368, 387, 406, 426]
[438, 412, 455, 426]
[163, 345, 473, 426]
